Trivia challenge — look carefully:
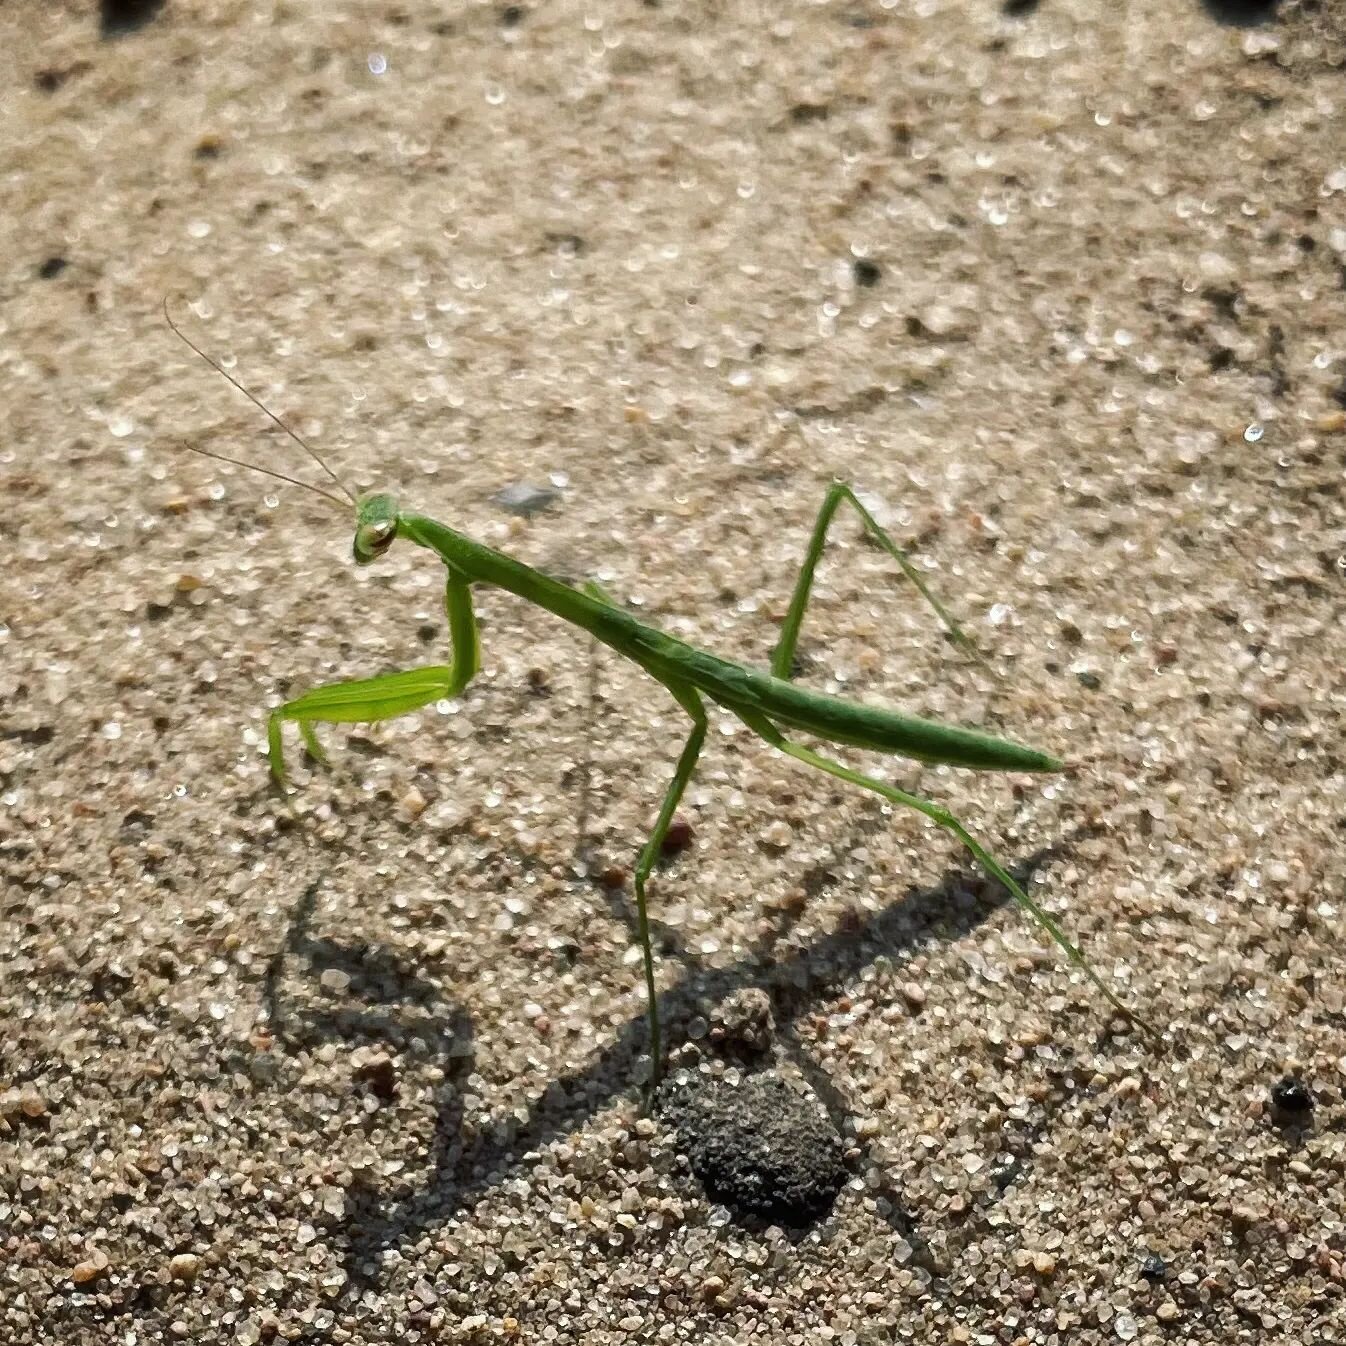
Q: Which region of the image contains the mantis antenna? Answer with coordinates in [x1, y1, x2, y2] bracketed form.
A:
[163, 297, 356, 509]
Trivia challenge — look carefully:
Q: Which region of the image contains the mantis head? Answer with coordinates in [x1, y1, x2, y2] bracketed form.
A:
[354, 493, 399, 564]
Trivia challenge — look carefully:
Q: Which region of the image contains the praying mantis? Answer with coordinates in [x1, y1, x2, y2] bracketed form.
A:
[167, 304, 1141, 1082]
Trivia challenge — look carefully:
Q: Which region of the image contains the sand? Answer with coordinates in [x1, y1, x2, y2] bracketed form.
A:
[4, 0, 1346, 1341]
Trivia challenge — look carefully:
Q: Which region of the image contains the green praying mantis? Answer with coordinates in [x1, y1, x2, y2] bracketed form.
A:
[167, 303, 1142, 1082]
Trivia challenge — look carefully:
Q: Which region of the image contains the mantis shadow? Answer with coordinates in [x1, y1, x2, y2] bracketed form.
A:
[262, 880, 478, 1244]
[297, 842, 1066, 1282]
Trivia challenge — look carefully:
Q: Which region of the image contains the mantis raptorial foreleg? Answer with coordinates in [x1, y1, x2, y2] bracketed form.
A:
[268, 572, 480, 785]
[734, 708, 1135, 1023]
[631, 680, 708, 1082]
[771, 480, 990, 680]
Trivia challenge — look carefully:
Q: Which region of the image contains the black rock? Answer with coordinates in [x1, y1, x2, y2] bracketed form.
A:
[852, 258, 882, 288]
[100, 0, 167, 38]
[658, 1072, 847, 1225]
[1139, 1251, 1167, 1282]
[1270, 1075, 1313, 1117]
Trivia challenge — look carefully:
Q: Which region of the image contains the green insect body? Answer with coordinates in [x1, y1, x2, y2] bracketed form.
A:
[169, 305, 1143, 1087]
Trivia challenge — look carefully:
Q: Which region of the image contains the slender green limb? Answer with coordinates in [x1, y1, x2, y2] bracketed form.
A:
[581, 579, 618, 606]
[771, 479, 992, 680]
[299, 722, 327, 764]
[268, 573, 479, 787]
[632, 680, 708, 1086]
[268, 666, 458, 786]
[734, 708, 1151, 1035]
[443, 568, 481, 689]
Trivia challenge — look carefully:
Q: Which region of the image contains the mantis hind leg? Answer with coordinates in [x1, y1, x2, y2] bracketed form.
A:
[269, 571, 480, 787]
[770, 479, 989, 680]
[632, 680, 708, 1088]
[734, 707, 1147, 1033]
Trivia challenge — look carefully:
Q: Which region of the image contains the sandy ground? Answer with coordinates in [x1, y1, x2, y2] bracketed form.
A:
[4, 0, 1346, 1342]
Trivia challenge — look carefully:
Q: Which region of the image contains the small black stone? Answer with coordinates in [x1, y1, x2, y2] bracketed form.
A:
[37, 256, 69, 280]
[1139, 1251, 1167, 1282]
[658, 1072, 846, 1225]
[1270, 1075, 1313, 1116]
[1197, 0, 1280, 27]
[852, 258, 882, 288]
[100, 0, 167, 38]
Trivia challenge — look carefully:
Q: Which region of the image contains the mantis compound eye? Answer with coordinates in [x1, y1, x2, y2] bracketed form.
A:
[353, 519, 396, 564]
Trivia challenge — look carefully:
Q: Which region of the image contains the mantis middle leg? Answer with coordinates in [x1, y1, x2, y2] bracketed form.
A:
[268, 570, 480, 786]
[631, 680, 708, 1086]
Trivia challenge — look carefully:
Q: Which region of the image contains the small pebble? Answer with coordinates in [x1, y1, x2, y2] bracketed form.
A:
[397, 786, 427, 821]
[661, 817, 694, 856]
[1140, 1251, 1168, 1282]
[708, 987, 775, 1056]
[852, 258, 881, 288]
[354, 1052, 398, 1101]
[169, 1252, 201, 1282]
[71, 1260, 102, 1285]
[493, 483, 558, 517]
[1270, 1075, 1313, 1116]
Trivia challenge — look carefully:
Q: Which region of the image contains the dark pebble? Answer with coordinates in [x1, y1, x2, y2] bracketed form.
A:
[658, 1072, 847, 1225]
[100, 0, 167, 38]
[1140, 1251, 1167, 1282]
[852, 258, 881, 288]
[354, 1053, 398, 1102]
[660, 817, 694, 856]
[1270, 1075, 1313, 1116]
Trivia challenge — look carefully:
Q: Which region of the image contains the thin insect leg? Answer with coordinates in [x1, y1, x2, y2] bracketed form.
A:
[270, 573, 480, 787]
[269, 666, 460, 787]
[770, 479, 991, 680]
[734, 708, 1150, 1034]
[299, 722, 328, 765]
[632, 681, 708, 1087]
[581, 579, 619, 607]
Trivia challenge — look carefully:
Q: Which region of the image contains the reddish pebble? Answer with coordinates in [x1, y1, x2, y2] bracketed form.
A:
[661, 817, 693, 856]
